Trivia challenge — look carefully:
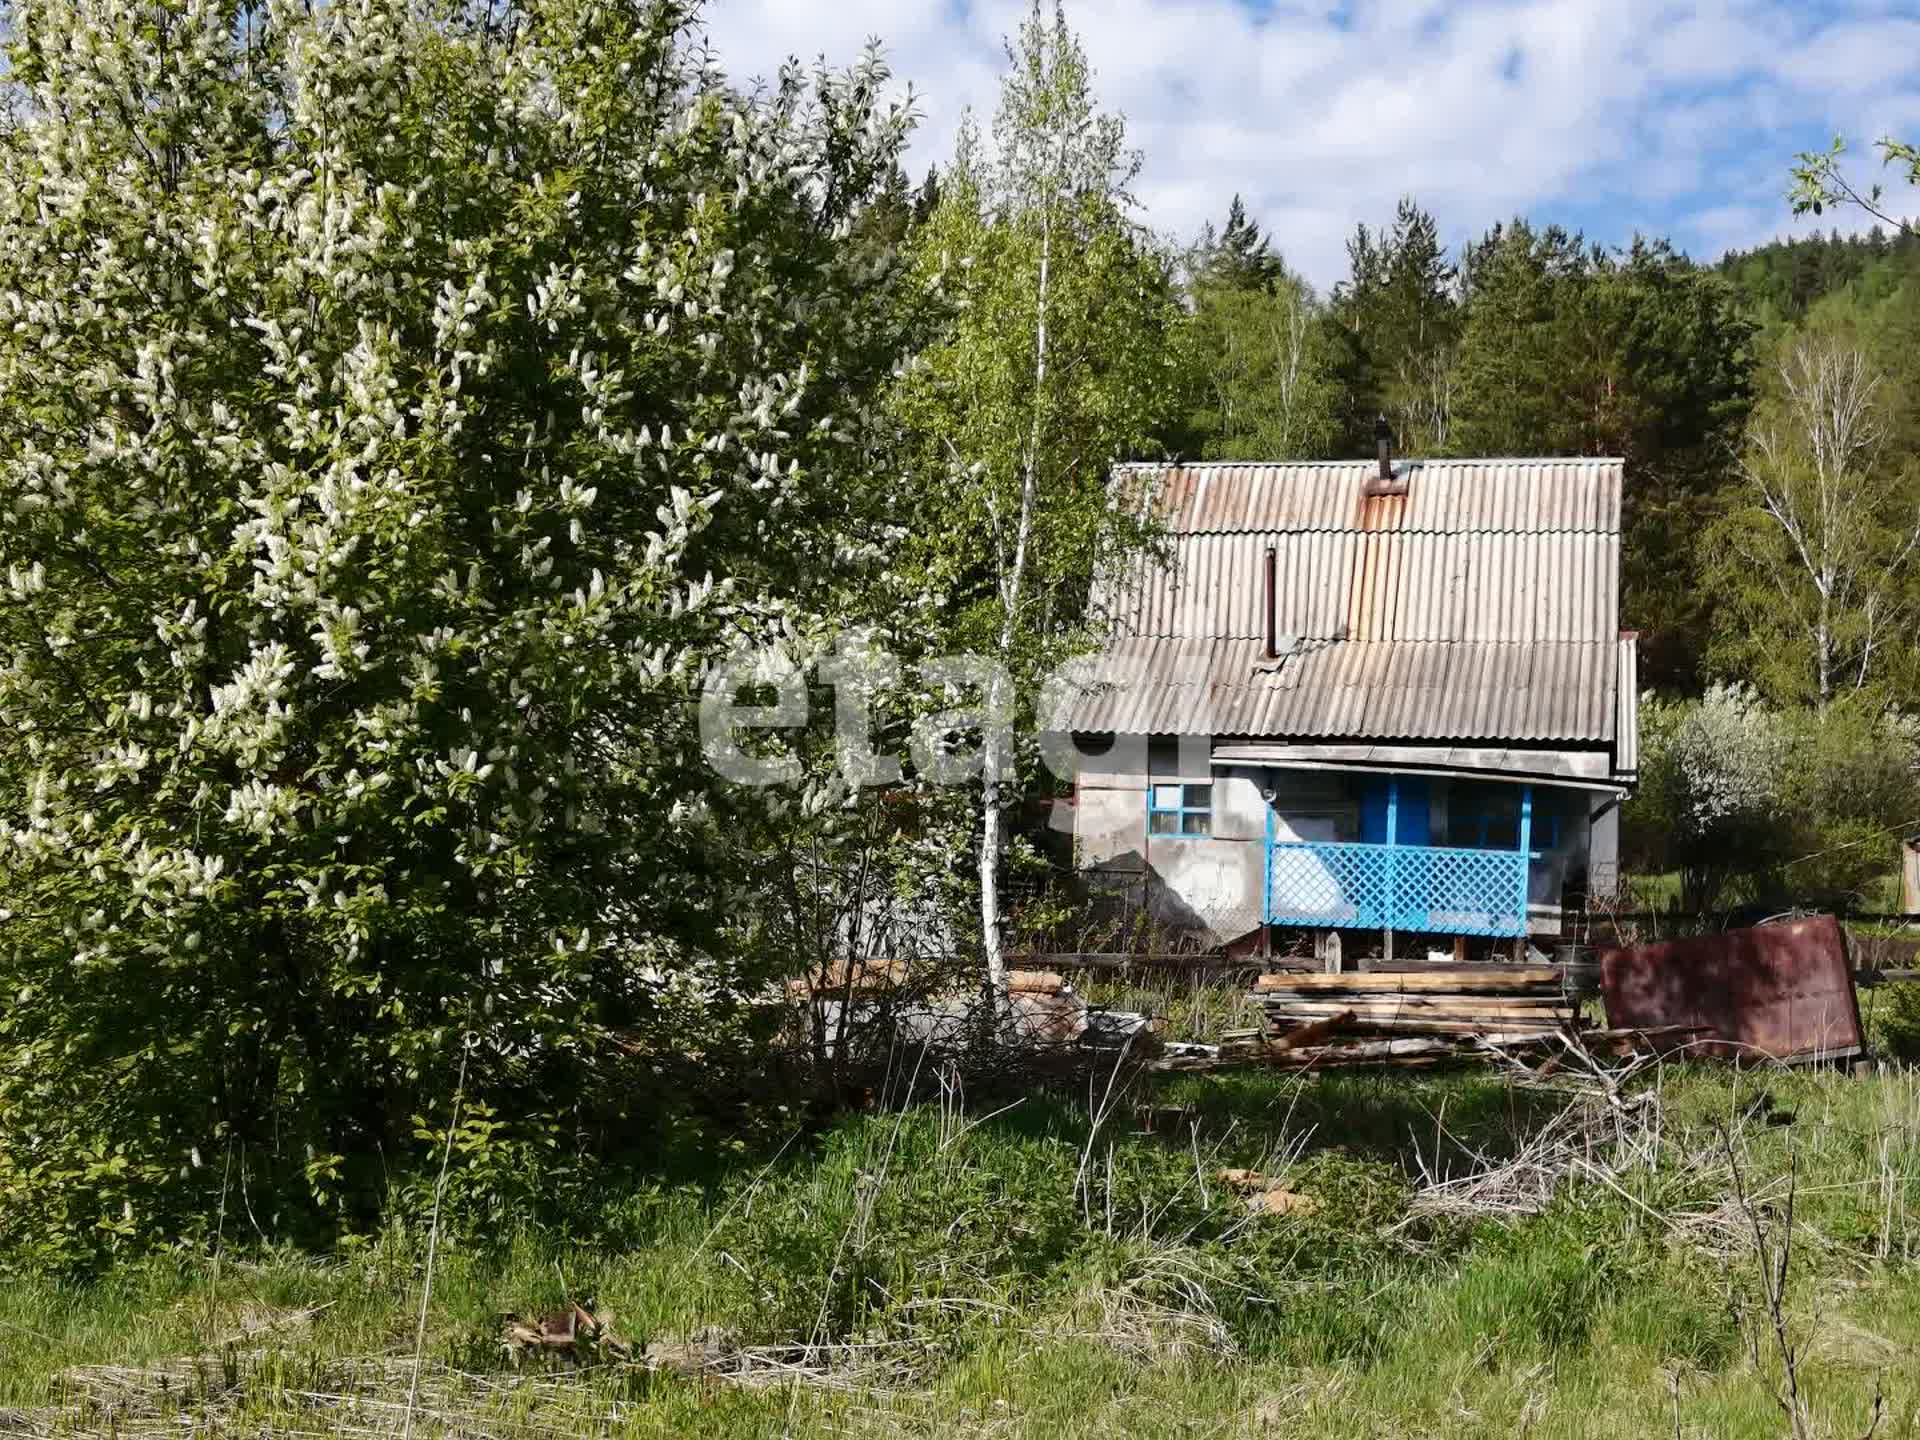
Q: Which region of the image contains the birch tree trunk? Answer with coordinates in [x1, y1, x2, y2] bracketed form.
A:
[1816, 588, 1833, 707]
[900, 0, 1173, 1024]
[979, 115, 1058, 1016]
[1740, 336, 1914, 703]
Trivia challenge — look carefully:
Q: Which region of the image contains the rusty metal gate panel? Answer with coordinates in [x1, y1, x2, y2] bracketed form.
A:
[1598, 915, 1864, 1063]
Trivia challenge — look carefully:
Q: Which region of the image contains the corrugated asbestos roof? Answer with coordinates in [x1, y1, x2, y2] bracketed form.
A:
[1133, 458, 1622, 536]
[1066, 637, 1619, 743]
[1076, 458, 1631, 753]
[1115, 530, 1617, 642]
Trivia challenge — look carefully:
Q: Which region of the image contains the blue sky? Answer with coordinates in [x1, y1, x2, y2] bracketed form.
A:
[700, 0, 1920, 288]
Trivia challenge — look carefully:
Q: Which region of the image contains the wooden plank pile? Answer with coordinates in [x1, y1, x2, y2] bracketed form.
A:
[1255, 966, 1573, 1037]
[1246, 965, 1576, 1068]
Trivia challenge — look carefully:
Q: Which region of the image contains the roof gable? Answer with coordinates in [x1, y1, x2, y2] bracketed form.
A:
[1075, 458, 1631, 749]
[1109, 458, 1623, 647]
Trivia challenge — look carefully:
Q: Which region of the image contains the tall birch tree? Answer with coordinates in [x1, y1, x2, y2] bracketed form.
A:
[894, 1, 1178, 1007]
[1714, 332, 1920, 704]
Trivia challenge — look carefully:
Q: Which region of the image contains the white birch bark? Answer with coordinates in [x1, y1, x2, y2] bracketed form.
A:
[1742, 337, 1914, 704]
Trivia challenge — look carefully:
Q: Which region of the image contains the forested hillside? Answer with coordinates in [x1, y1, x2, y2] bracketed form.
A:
[1719, 226, 1920, 324]
[1174, 202, 1920, 690]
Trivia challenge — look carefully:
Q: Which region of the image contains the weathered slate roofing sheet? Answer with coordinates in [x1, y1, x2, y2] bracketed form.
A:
[1076, 458, 1630, 749]
[1149, 458, 1622, 535]
[1064, 636, 1619, 743]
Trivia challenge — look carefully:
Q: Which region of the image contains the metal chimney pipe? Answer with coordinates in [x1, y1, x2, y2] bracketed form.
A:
[1263, 544, 1278, 659]
[1375, 414, 1393, 482]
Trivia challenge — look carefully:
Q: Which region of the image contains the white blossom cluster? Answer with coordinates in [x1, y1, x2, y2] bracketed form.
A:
[0, 0, 915, 1115]
[1661, 683, 1789, 828]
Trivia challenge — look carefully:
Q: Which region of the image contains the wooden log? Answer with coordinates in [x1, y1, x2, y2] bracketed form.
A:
[1260, 1007, 1571, 1022]
[1254, 983, 1562, 1000]
[1264, 1014, 1570, 1033]
[1292, 1037, 1465, 1061]
[1263, 1054, 1453, 1071]
[1253, 969, 1560, 994]
[1467, 1029, 1574, 1045]
[1255, 994, 1571, 1013]
[1005, 969, 1065, 995]
[1147, 1035, 1497, 1074]
[1364, 960, 1589, 976]
[1255, 1001, 1569, 1018]
[1271, 1009, 1357, 1051]
[1274, 1016, 1571, 1037]
[792, 957, 913, 996]
[1259, 1013, 1570, 1031]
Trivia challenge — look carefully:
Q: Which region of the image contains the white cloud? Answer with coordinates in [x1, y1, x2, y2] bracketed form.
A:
[698, 0, 1920, 286]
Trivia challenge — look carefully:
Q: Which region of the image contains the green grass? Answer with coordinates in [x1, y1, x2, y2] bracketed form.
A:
[1075, 970, 1269, 1041]
[6, 1063, 1920, 1436]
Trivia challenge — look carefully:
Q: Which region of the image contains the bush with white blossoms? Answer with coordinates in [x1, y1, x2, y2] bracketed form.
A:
[0, 0, 915, 1261]
[1628, 685, 1920, 911]
[1629, 685, 1791, 910]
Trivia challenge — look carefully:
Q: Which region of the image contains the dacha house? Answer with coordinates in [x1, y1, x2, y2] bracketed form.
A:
[1056, 439, 1637, 961]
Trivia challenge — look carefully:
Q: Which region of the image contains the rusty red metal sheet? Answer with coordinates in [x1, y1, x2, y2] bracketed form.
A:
[1599, 915, 1863, 1063]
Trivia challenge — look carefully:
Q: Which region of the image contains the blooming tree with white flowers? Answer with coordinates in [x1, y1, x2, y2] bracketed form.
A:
[0, 0, 914, 1254]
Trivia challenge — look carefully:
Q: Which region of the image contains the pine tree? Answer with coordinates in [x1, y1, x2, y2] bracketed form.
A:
[1330, 198, 1460, 453]
[913, 165, 943, 225]
[1449, 219, 1580, 454]
[1194, 194, 1284, 292]
[1449, 226, 1752, 687]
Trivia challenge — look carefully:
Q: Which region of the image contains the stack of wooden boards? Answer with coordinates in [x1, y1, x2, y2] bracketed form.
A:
[1248, 965, 1576, 1067]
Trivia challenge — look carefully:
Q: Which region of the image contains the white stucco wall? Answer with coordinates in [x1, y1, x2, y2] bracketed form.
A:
[1136, 742, 1264, 940]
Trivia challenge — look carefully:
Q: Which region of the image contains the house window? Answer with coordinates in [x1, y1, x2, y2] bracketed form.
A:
[1443, 781, 1555, 851]
[1149, 783, 1213, 836]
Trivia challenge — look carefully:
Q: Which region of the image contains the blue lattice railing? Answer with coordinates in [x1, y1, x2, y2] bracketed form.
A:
[1266, 841, 1530, 937]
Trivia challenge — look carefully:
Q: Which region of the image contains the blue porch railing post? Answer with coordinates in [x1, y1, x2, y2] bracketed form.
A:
[1263, 797, 1274, 926]
[1517, 784, 1533, 938]
[1385, 778, 1399, 946]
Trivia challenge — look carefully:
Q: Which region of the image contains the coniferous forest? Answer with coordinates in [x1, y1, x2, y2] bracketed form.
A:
[0, 0, 1916, 1262]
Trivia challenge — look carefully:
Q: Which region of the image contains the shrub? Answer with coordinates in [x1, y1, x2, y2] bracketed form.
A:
[1626, 684, 1790, 909]
[1627, 686, 1920, 910]
[1868, 982, 1920, 1064]
[0, 0, 913, 1266]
